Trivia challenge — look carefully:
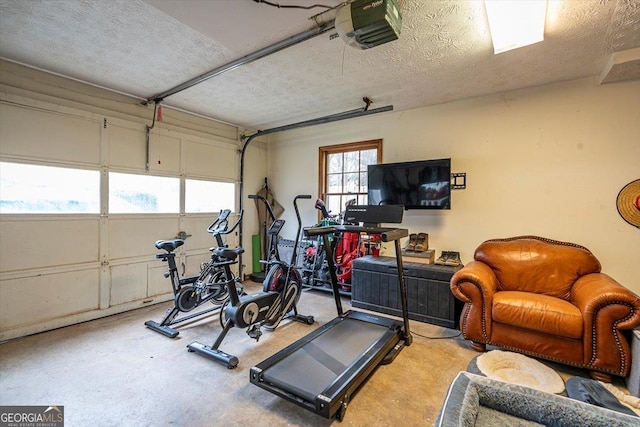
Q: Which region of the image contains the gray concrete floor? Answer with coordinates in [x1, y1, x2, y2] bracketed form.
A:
[0, 281, 612, 426]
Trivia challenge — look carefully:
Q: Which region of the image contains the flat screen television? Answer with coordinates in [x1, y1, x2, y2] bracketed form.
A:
[367, 158, 451, 210]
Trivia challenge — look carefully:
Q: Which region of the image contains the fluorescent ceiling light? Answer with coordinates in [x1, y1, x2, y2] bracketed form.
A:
[485, 0, 547, 54]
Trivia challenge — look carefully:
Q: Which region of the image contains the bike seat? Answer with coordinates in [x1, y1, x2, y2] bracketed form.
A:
[213, 247, 245, 261]
[155, 239, 184, 252]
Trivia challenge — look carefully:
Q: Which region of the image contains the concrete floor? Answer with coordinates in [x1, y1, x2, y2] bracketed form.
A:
[0, 281, 620, 426]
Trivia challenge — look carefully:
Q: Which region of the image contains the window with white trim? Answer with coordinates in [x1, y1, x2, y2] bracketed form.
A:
[318, 140, 381, 216]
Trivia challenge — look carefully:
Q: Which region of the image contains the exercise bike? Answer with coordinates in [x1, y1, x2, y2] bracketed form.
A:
[187, 195, 315, 369]
[144, 209, 242, 338]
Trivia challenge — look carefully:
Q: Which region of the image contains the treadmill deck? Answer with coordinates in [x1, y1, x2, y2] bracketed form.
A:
[251, 310, 403, 419]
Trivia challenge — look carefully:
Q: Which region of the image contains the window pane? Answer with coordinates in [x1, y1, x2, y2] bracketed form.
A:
[360, 149, 377, 171]
[326, 195, 342, 216]
[344, 172, 359, 193]
[357, 194, 368, 205]
[328, 153, 343, 173]
[328, 173, 343, 193]
[0, 162, 99, 214]
[186, 179, 235, 213]
[359, 172, 368, 192]
[344, 151, 358, 172]
[109, 172, 179, 213]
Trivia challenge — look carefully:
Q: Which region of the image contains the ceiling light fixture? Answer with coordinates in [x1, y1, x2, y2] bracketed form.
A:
[484, 0, 547, 54]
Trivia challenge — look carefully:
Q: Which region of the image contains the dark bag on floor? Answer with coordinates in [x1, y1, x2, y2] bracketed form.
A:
[566, 376, 637, 417]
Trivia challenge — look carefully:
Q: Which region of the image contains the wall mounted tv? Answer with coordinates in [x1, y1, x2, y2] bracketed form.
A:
[367, 158, 451, 210]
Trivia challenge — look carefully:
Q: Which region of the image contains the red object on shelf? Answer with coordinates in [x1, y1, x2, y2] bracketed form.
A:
[370, 234, 382, 257]
[335, 232, 365, 288]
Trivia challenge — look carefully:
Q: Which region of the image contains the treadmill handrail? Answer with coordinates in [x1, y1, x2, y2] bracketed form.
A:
[303, 225, 336, 237]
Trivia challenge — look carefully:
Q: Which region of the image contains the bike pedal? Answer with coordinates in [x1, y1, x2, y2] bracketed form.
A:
[247, 327, 262, 341]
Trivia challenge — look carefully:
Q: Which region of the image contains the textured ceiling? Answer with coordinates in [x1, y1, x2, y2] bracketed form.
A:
[1, 0, 639, 131]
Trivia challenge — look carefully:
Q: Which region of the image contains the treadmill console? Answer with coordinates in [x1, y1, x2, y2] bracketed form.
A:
[343, 204, 404, 227]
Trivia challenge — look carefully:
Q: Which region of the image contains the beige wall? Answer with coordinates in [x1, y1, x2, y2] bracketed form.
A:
[268, 77, 640, 295]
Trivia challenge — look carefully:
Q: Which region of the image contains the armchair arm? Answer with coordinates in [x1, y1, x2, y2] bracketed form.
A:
[571, 273, 640, 376]
[450, 261, 500, 342]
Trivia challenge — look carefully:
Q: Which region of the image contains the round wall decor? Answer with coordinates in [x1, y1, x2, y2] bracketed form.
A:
[616, 179, 640, 228]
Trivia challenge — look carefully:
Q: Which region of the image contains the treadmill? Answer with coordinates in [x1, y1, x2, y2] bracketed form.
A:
[250, 205, 412, 421]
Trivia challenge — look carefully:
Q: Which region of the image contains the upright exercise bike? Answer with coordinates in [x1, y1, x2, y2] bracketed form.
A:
[187, 195, 315, 369]
[145, 209, 242, 338]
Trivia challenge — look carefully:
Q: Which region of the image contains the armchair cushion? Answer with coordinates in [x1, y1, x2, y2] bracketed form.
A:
[493, 291, 583, 339]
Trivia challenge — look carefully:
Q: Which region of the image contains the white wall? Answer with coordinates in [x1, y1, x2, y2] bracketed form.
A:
[268, 77, 640, 295]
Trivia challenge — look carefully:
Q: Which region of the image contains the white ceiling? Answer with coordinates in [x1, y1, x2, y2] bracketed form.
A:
[1, 0, 639, 131]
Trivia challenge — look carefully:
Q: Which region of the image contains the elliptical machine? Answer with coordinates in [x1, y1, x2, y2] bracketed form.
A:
[187, 195, 315, 369]
[145, 209, 242, 338]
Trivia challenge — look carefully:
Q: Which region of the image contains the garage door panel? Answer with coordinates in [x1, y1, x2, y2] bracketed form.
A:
[110, 217, 179, 260]
[148, 134, 180, 173]
[110, 263, 146, 306]
[183, 139, 236, 179]
[147, 264, 173, 297]
[108, 124, 145, 169]
[0, 218, 99, 272]
[0, 104, 100, 164]
[0, 269, 99, 329]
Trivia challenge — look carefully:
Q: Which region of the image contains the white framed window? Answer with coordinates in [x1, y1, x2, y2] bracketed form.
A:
[185, 179, 235, 213]
[109, 172, 179, 213]
[319, 140, 381, 216]
[0, 161, 100, 214]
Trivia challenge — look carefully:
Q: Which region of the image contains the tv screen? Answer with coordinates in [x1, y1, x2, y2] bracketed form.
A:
[367, 158, 451, 210]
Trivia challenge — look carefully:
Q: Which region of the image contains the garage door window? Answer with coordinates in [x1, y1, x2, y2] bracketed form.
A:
[0, 161, 100, 214]
[109, 172, 179, 213]
[185, 179, 235, 213]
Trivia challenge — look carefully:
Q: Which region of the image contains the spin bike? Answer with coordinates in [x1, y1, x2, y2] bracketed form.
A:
[144, 209, 242, 338]
[187, 195, 315, 369]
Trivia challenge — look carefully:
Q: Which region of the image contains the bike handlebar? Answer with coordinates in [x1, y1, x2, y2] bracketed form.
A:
[290, 195, 312, 265]
[206, 209, 231, 233]
[293, 195, 312, 226]
[248, 193, 276, 222]
[207, 209, 243, 236]
[226, 210, 243, 234]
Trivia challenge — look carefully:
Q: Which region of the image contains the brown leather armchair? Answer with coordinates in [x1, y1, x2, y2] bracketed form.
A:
[450, 236, 640, 382]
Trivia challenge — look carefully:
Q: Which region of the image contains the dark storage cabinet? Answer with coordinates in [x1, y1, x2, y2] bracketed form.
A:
[351, 255, 462, 329]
